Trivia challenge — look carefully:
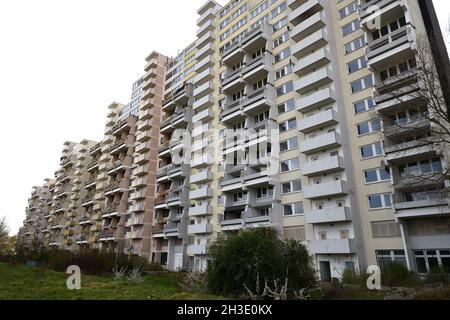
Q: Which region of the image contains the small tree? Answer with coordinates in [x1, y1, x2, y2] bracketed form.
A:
[0, 217, 10, 256]
[206, 227, 315, 298]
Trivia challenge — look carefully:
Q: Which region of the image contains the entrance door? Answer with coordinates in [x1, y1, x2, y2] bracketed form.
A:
[319, 261, 332, 282]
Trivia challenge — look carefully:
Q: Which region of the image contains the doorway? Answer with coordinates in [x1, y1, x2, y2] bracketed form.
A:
[320, 261, 332, 282]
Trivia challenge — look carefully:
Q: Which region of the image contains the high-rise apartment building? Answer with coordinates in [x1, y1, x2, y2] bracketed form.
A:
[17, 179, 55, 249]
[19, 0, 450, 280]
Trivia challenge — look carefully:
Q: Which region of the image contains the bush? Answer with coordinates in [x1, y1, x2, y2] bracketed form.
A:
[427, 266, 450, 285]
[206, 227, 315, 298]
[10, 248, 162, 276]
[342, 267, 369, 288]
[381, 262, 416, 287]
[177, 271, 208, 293]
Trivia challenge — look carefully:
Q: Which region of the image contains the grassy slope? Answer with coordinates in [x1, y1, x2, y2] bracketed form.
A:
[0, 262, 223, 300]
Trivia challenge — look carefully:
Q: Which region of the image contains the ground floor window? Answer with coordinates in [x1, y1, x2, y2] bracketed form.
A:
[413, 249, 450, 273]
[376, 250, 407, 270]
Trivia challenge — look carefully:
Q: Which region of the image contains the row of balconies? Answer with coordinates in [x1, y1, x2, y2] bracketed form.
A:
[221, 87, 276, 122]
[222, 24, 271, 65]
[221, 53, 272, 91]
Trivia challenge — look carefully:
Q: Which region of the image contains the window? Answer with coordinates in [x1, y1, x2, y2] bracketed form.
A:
[342, 19, 360, 36]
[354, 97, 375, 114]
[380, 58, 417, 81]
[232, 90, 245, 101]
[280, 137, 298, 152]
[368, 193, 392, 209]
[276, 81, 293, 96]
[271, 2, 287, 19]
[275, 64, 292, 80]
[283, 202, 304, 216]
[364, 168, 391, 184]
[340, 230, 350, 239]
[273, 17, 288, 32]
[254, 110, 270, 124]
[357, 119, 381, 135]
[278, 99, 295, 114]
[251, 0, 268, 18]
[273, 32, 289, 48]
[281, 158, 300, 172]
[398, 158, 443, 177]
[371, 16, 407, 41]
[256, 186, 274, 199]
[347, 56, 367, 74]
[376, 250, 407, 271]
[282, 180, 302, 194]
[387, 108, 421, 126]
[279, 118, 297, 132]
[274, 48, 290, 63]
[339, 1, 358, 19]
[344, 36, 366, 54]
[351, 75, 374, 93]
[372, 221, 401, 238]
[232, 192, 246, 203]
[360, 142, 383, 159]
[252, 78, 268, 91]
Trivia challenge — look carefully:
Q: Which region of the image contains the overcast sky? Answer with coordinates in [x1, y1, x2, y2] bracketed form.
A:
[0, 0, 449, 235]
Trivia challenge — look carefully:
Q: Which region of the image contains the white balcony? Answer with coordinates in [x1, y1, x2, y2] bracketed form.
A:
[305, 207, 352, 224]
[297, 86, 335, 113]
[197, 6, 216, 26]
[385, 142, 436, 163]
[196, 31, 215, 50]
[289, 0, 324, 26]
[394, 199, 450, 219]
[308, 239, 356, 254]
[194, 67, 214, 86]
[191, 154, 213, 168]
[294, 66, 333, 95]
[299, 108, 338, 133]
[193, 108, 214, 123]
[360, 0, 404, 25]
[193, 94, 214, 111]
[192, 123, 211, 138]
[300, 131, 341, 154]
[221, 177, 244, 192]
[367, 25, 416, 69]
[303, 180, 348, 200]
[187, 244, 208, 255]
[195, 55, 215, 74]
[192, 139, 209, 153]
[196, 19, 214, 38]
[188, 223, 213, 234]
[190, 170, 213, 184]
[294, 47, 331, 76]
[292, 28, 328, 59]
[291, 11, 326, 42]
[189, 205, 213, 217]
[193, 81, 214, 98]
[189, 186, 213, 200]
[302, 155, 344, 176]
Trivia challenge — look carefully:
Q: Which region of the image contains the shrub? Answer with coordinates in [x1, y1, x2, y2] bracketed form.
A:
[281, 239, 316, 290]
[427, 266, 450, 285]
[206, 227, 315, 298]
[381, 262, 416, 287]
[10, 248, 162, 276]
[342, 267, 369, 288]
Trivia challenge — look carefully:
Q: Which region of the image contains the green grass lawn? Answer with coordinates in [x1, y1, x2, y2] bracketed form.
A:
[0, 262, 223, 300]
